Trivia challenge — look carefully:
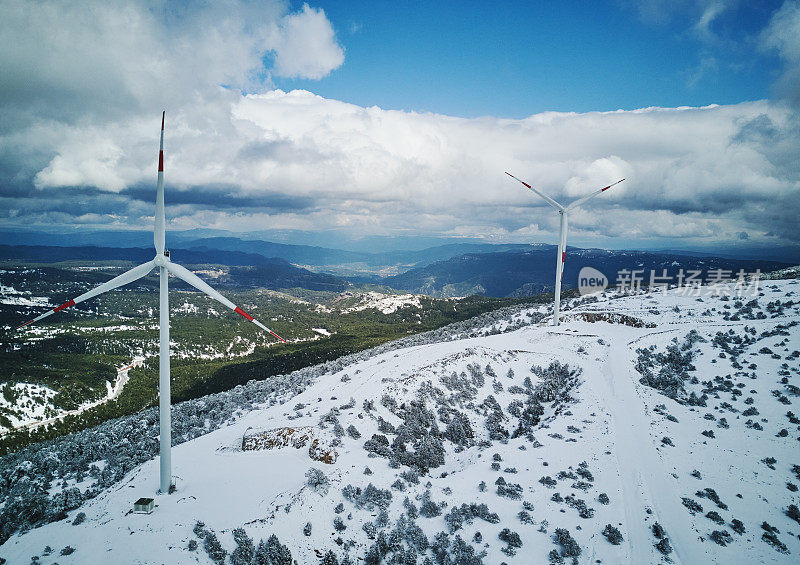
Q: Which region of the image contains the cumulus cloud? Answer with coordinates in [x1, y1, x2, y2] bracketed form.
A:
[0, 0, 343, 130]
[3, 89, 798, 246]
[272, 3, 345, 79]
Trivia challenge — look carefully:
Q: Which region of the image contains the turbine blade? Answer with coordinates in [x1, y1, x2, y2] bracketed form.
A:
[154, 111, 166, 254]
[16, 260, 155, 329]
[166, 262, 286, 342]
[505, 172, 564, 211]
[566, 178, 625, 211]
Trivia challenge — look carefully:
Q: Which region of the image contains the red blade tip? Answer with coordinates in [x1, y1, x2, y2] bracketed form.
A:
[270, 330, 287, 343]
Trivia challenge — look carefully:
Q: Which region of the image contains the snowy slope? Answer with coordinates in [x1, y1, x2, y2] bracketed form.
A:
[2, 280, 799, 564]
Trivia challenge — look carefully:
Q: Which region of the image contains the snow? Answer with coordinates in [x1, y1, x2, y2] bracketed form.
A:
[0, 383, 58, 428]
[341, 291, 424, 314]
[0, 356, 144, 435]
[0, 285, 52, 308]
[2, 279, 799, 563]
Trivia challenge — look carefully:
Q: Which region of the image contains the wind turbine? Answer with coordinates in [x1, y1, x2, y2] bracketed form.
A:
[505, 172, 625, 326]
[16, 112, 287, 494]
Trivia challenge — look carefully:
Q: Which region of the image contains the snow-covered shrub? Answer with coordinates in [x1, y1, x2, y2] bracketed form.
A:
[346, 424, 361, 439]
[306, 468, 330, 494]
[481, 395, 509, 441]
[495, 476, 523, 500]
[419, 489, 442, 518]
[443, 412, 474, 446]
[709, 530, 732, 546]
[499, 528, 523, 555]
[321, 550, 339, 565]
[341, 483, 392, 511]
[230, 528, 255, 565]
[602, 524, 623, 545]
[681, 497, 703, 514]
[517, 510, 533, 524]
[254, 534, 292, 565]
[444, 503, 500, 533]
[362, 521, 377, 539]
[203, 531, 227, 564]
[552, 528, 581, 558]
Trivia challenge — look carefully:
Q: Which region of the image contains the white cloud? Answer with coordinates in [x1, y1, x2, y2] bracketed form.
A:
[12, 89, 799, 245]
[761, 0, 800, 106]
[0, 0, 344, 130]
[272, 4, 345, 79]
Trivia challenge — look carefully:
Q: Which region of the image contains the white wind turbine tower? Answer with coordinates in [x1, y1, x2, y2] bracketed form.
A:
[505, 172, 625, 326]
[17, 112, 287, 494]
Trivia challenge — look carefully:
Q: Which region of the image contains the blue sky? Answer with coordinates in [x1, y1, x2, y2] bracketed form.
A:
[276, 0, 784, 117]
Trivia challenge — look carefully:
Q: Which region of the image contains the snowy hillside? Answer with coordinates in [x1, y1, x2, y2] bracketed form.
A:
[1, 279, 799, 564]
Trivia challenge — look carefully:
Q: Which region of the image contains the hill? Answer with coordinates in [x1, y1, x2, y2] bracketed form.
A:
[0, 245, 349, 292]
[1, 275, 798, 563]
[383, 247, 790, 297]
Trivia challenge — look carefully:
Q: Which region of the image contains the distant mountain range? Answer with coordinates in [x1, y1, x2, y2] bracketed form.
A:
[0, 245, 349, 292]
[0, 242, 790, 298]
[184, 236, 530, 268]
[381, 247, 790, 297]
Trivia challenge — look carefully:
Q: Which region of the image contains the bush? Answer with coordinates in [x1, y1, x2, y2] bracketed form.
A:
[786, 504, 800, 525]
[709, 530, 732, 546]
[203, 531, 227, 564]
[419, 489, 442, 518]
[362, 521, 377, 539]
[71, 511, 85, 525]
[341, 483, 392, 511]
[444, 503, 500, 533]
[655, 537, 672, 555]
[495, 476, 523, 500]
[681, 497, 702, 514]
[602, 524, 623, 545]
[256, 534, 292, 565]
[231, 528, 255, 565]
[499, 528, 522, 547]
[321, 550, 339, 565]
[553, 528, 581, 557]
[306, 468, 330, 494]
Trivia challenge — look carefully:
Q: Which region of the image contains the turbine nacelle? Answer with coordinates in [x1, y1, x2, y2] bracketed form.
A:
[153, 253, 169, 267]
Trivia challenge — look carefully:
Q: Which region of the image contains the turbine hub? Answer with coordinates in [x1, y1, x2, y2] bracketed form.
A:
[154, 253, 168, 267]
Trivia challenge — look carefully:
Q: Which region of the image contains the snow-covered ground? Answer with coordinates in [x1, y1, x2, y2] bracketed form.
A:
[1, 279, 799, 564]
[340, 291, 424, 314]
[0, 357, 144, 434]
[0, 382, 59, 427]
[0, 284, 52, 308]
